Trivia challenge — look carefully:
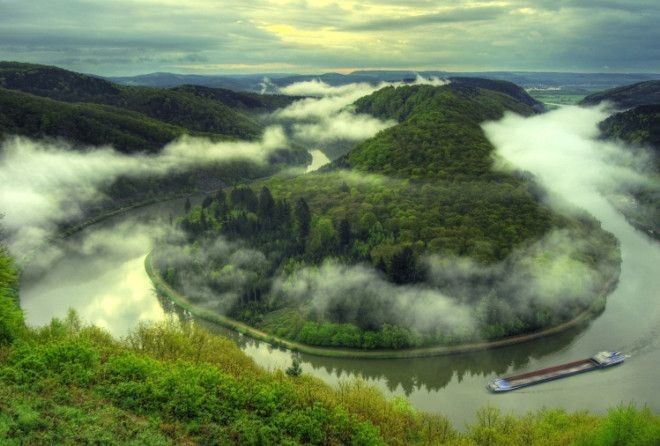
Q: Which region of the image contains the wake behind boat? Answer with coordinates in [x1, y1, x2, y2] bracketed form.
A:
[488, 351, 625, 393]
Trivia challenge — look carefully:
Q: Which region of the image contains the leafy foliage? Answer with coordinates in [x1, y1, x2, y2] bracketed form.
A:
[0, 247, 23, 345]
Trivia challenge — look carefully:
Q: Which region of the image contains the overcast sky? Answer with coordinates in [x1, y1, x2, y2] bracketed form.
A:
[1, 0, 658, 75]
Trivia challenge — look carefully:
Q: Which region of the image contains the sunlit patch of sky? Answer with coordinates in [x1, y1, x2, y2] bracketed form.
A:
[0, 0, 658, 75]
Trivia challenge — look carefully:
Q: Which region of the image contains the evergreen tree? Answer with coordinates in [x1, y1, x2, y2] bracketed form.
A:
[285, 354, 303, 377]
[376, 257, 388, 274]
[389, 247, 417, 284]
[201, 195, 213, 209]
[258, 186, 275, 227]
[214, 189, 226, 206]
[294, 198, 311, 241]
[274, 199, 292, 230]
[184, 197, 191, 214]
[200, 210, 208, 231]
[338, 218, 351, 250]
[230, 186, 258, 212]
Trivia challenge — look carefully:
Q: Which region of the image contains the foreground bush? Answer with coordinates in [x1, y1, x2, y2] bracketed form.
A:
[0, 313, 657, 445]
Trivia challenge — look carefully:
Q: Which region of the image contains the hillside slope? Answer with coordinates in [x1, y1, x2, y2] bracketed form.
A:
[0, 88, 189, 153]
[339, 82, 540, 180]
[160, 81, 620, 351]
[0, 62, 268, 139]
[600, 103, 660, 240]
[600, 104, 660, 158]
[171, 85, 300, 113]
[580, 80, 660, 109]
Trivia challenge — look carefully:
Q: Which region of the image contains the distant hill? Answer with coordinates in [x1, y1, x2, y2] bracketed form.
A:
[580, 81, 660, 109]
[107, 68, 660, 93]
[0, 88, 192, 153]
[171, 85, 300, 113]
[448, 77, 543, 109]
[108, 72, 250, 90]
[0, 62, 284, 139]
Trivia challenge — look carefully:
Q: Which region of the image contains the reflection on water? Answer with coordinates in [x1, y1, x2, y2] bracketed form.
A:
[190, 315, 588, 395]
[22, 254, 166, 335]
[306, 149, 331, 173]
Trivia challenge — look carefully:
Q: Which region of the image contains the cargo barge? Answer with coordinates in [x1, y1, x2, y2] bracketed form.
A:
[487, 351, 625, 392]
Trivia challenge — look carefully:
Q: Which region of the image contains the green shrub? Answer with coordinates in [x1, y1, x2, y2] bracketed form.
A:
[0, 250, 23, 345]
[4, 340, 99, 386]
[582, 404, 660, 446]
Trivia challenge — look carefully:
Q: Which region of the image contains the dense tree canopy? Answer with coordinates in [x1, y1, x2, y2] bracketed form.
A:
[155, 83, 620, 350]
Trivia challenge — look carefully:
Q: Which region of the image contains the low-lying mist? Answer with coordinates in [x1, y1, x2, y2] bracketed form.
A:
[5, 83, 641, 345]
[0, 128, 288, 255]
[1, 76, 449, 257]
[271, 76, 448, 154]
[483, 105, 657, 218]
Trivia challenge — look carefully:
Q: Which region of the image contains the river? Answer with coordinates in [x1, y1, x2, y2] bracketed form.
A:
[18, 192, 660, 427]
[12, 120, 658, 430]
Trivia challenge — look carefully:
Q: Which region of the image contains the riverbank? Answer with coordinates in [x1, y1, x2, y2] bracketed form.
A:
[146, 251, 619, 359]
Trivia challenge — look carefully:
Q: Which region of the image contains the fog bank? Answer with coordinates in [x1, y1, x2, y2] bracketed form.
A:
[0, 128, 288, 254]
[273, 76, 448, 146]
[483, 105, 656, 217]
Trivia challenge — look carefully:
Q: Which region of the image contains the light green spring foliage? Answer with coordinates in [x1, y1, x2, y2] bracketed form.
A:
[0, 313, 657, 445]
[0, 247, 23, 345]
[1, 244, 658, 445]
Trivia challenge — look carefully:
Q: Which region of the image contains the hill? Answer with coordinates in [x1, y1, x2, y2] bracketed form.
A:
[0, 62, 277, 139]
[0, 88, 189, 153]
[158, 81, 620, 351]
[599, 104, 660, 157]
[0, 63, 311, 235]
[598, 104, 660, 239]
[339, 81, 541, 180]
[580, 80, 660, 109]
[108, 72, 253, 90]
[171, 84, 299, 113]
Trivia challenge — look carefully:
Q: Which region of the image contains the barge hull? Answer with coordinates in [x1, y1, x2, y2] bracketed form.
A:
[501, 359, 597, 391]
[488, 351, 625, 393]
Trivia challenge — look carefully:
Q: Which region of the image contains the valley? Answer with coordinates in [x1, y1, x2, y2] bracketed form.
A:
[1, 61, 659, 444]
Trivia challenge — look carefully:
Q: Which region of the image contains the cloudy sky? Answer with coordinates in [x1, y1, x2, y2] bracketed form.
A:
[1, 0, 658, 75]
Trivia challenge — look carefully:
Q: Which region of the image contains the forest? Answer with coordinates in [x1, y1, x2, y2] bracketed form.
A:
[154, 82, 621, 351]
